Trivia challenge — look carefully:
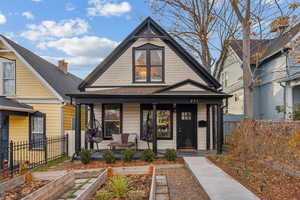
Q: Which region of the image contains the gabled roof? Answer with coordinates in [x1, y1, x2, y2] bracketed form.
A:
[79, 17, 221, 90]
[0, 35, 82, 101]
[154, 79, 221, 94]
[0, 96, 34, 112]
[228, 22, 300, 65]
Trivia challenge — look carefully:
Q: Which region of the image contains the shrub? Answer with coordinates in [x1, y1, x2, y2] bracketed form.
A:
[109, 176, 128, 198]
[165, 149, 177, 161]
[102, 150, 116, 164]
[80, 149, 92, 164]
[128, 191, 145, 200]
[95, 191, 113, 200]
[121, 149, 136, 162]
[141, 149, 155, 162]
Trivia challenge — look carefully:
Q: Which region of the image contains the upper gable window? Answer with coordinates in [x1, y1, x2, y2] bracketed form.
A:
[0, 58, 16, 96]
[133, 44, 164, 83]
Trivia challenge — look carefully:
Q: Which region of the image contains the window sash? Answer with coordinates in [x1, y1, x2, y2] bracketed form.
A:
[133, 46, 164, 83]
[3, 62, 16, 95]
[141, 105, 172, 140]
[30, 114, 45, 150]
[103, 104, 121, 138]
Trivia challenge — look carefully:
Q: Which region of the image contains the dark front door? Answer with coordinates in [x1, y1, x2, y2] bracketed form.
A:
[0, 115, 9, 168]
[177, 104, 197, 149]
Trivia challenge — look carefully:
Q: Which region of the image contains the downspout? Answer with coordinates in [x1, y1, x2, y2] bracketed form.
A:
[279, 49, 290, 120]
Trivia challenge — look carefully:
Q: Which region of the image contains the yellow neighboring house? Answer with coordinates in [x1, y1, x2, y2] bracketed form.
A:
[0, 35, 85, 162]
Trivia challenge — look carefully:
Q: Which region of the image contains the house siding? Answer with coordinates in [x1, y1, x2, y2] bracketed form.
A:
[92, 103, 207, 150]
[90, 38, 207, 88]
[63, 105, 86, 131]
[254, 55, 286, 120]
[9, 115, 29, 141]
[0, 52, 56, 99]
[221, 47, 244, 115]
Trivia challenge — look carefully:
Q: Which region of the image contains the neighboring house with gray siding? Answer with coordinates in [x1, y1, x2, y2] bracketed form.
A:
[220, 22, 300, 120]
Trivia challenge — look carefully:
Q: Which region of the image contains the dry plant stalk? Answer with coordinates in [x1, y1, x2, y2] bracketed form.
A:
[229, 120, 300, 170]
[107, 167, 113, 177]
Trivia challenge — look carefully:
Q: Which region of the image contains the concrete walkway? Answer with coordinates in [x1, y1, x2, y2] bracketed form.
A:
[184, 157, 260, 200]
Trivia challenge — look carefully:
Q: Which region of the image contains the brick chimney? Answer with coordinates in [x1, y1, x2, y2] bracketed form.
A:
[58, 60, 68, 74]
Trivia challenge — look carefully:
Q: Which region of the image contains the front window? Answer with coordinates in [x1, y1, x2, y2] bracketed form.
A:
[103, 104, 122, 139]
[141, 104, 172, 140]
[3, 62, 16, 96]
[133, 44, 164, 83]
[30, 112, 46, 150]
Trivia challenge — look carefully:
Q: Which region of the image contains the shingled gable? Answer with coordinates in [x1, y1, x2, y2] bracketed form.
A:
[79, 17, 221, 90]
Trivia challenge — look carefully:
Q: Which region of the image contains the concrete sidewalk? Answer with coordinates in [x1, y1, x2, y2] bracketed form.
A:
[184, 157, 260, 200]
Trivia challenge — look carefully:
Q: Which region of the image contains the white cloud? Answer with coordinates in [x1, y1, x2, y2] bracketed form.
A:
[65, 3, 76, 11]
[42, 36, 118, 57]
[22, 12, 35, 20]
[21, 18, 89, 41]
[39, 36, 118, 71]
[87, 0, 131, 17]
[32, 0, 42, 2]
[0, 13, 6, 24]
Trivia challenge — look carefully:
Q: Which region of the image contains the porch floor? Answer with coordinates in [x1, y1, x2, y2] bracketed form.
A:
[90, 150, 216, 160]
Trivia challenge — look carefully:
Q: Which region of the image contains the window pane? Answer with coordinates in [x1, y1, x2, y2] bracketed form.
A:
[3, 62, 15, 79]
[104, 105, 120, 120]
[150, 50, 162, 65]
[135, 66, 147, 81]
[157, 110, 171, 138]
[4, 80, 15, 95]
[142, 110, 153, 139]
[151, 66, 162, 81]
[104, 121, 120, 137]
[135, 50, 146, 65]
[103, 104, 121, 138]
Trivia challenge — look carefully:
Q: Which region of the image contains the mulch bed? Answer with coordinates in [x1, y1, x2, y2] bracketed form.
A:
[208, 154, 300, 200]
[52, 158, 184, 170]
[0, 180, 49, 200]
[91, 175, 151, 200]
[157, 167, 209, 200]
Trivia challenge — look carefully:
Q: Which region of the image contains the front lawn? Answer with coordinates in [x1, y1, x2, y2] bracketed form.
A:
[208, 154, 300, 200]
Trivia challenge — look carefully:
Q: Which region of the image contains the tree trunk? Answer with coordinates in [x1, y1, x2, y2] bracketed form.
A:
[242, 23, 254, 118]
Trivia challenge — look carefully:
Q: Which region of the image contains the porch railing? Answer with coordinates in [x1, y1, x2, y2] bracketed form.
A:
[0, 135, 68, 180]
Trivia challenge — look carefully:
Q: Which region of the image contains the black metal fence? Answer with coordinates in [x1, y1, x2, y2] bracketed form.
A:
[0, 135, 68, 180]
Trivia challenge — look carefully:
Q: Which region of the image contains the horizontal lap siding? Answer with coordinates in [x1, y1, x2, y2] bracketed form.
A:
[91, 38, 206, 87]
[9, 115, 29, 141]
[63, 105, 86, 131]
[28, 103, 62, 137]
[0, 52, 56, 99]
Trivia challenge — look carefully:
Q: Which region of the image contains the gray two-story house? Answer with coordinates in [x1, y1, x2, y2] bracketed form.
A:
[220, 22, 300, 120]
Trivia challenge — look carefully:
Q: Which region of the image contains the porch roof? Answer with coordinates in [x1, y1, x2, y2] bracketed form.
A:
[67, 87, 230, 105]
[0, 96, 34, 113]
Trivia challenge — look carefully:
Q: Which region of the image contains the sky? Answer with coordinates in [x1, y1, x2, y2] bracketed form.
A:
[0, 0, 151, 78]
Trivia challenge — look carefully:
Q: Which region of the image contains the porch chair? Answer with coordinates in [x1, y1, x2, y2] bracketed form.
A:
[108, 133, 138, 151]
[85, 119, 103, 151]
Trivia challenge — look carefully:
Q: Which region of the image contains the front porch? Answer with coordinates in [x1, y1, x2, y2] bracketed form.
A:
[67, 82, 230, 157]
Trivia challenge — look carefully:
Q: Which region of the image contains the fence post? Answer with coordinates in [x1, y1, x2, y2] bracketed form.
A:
[44, 136, 48, 164]
[9, 141, 13, 177]
[66, 134, 69, 157]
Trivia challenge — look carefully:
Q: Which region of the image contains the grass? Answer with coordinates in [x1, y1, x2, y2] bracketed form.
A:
[29, 156, 70, 172]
